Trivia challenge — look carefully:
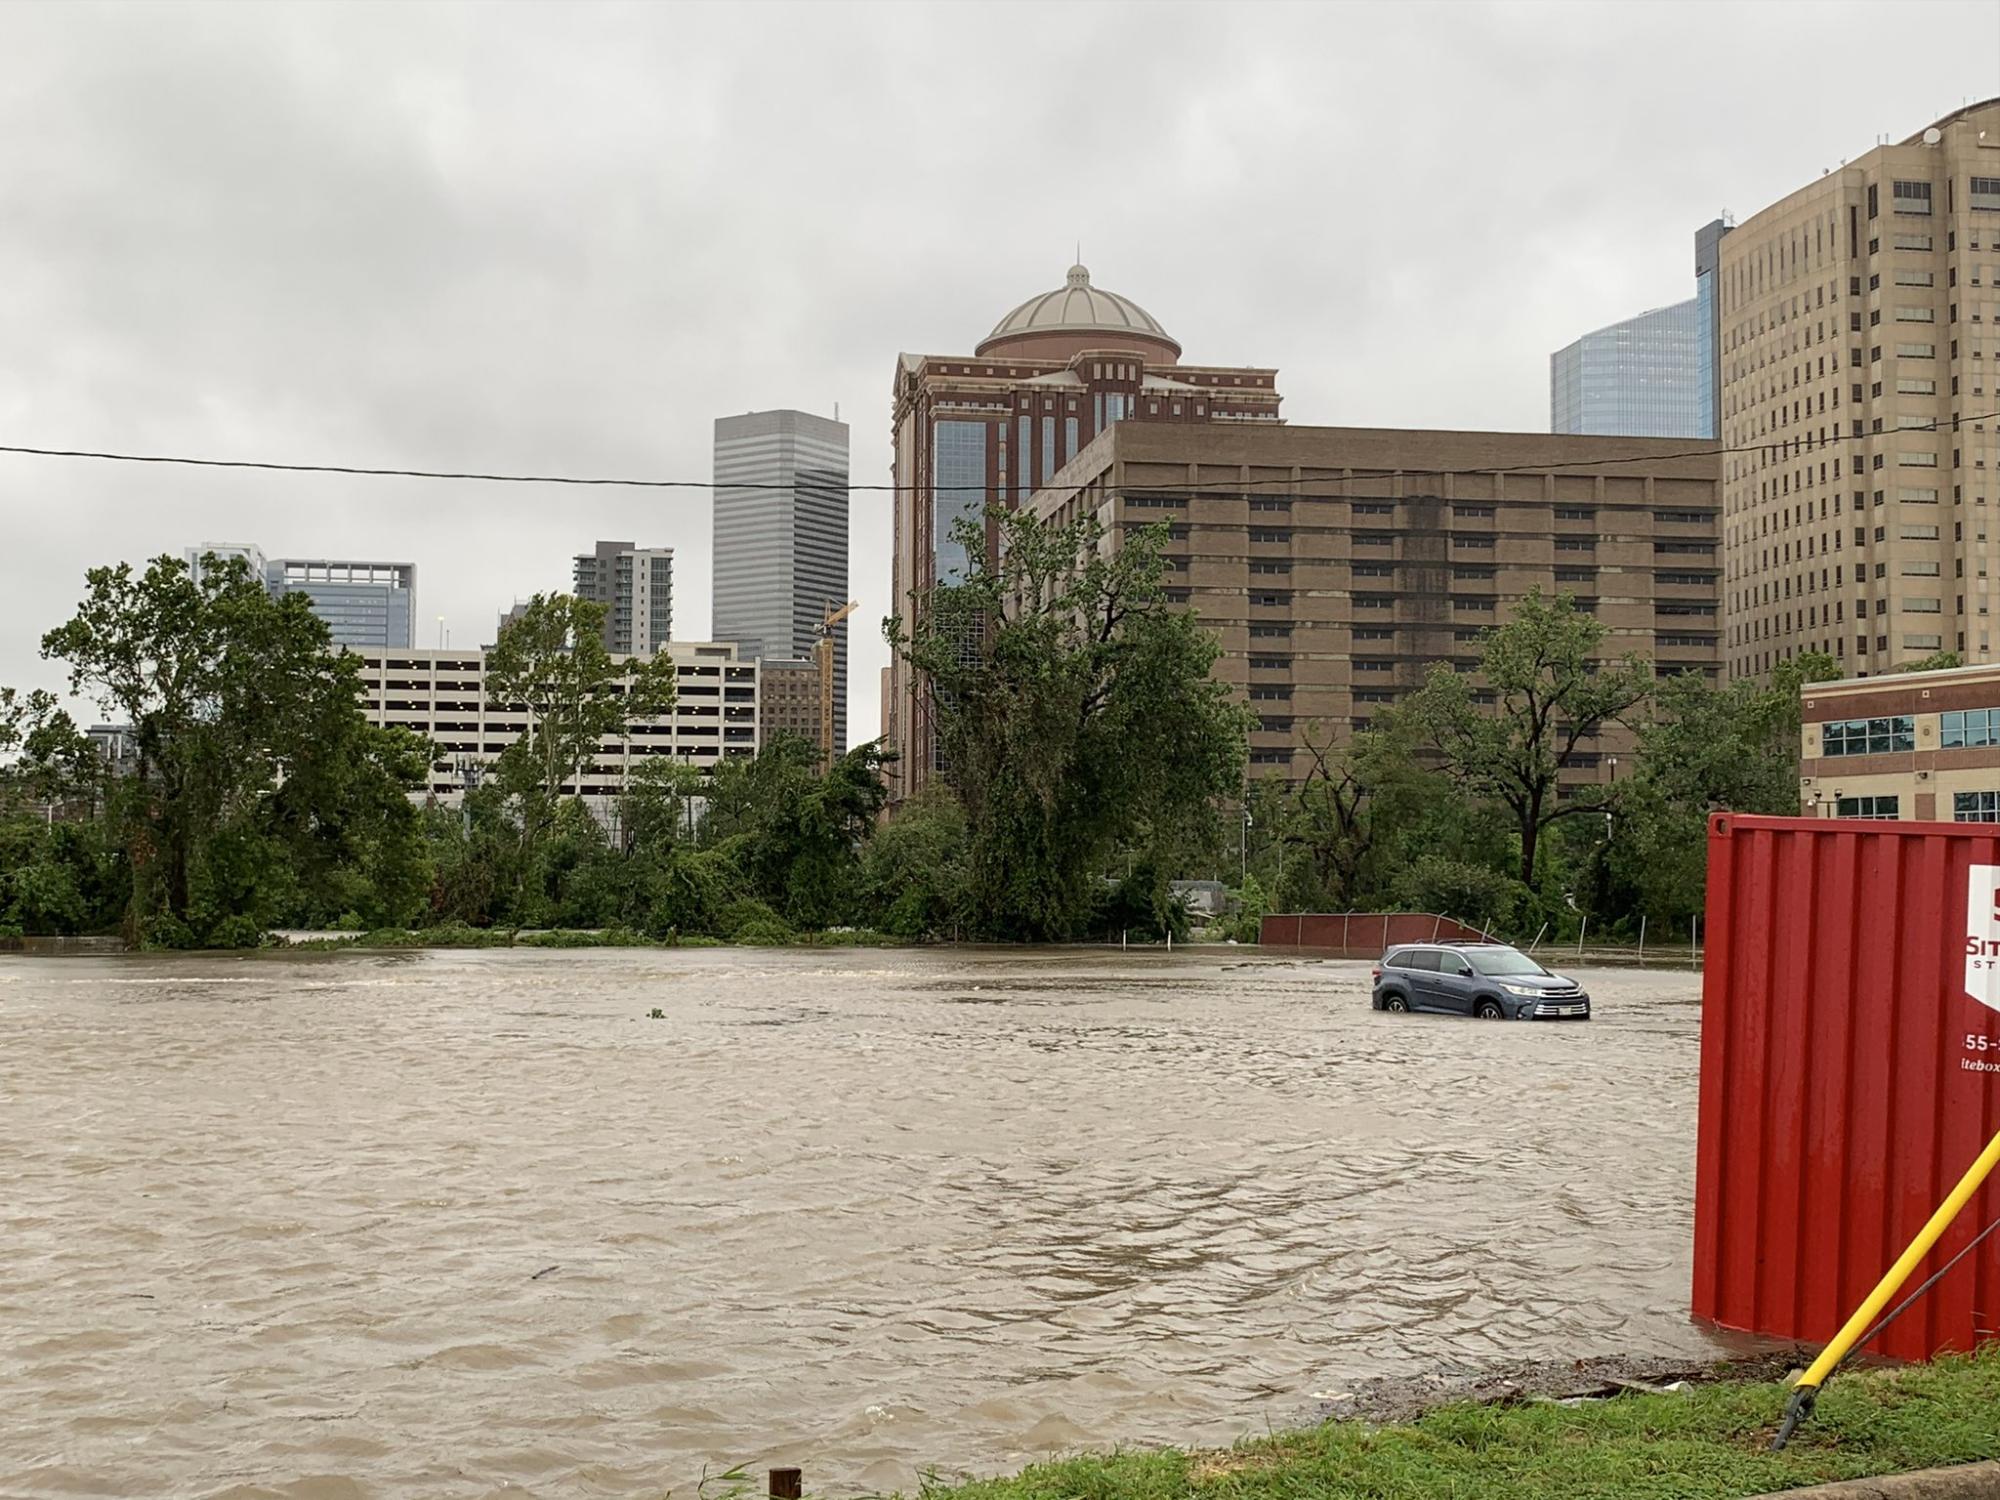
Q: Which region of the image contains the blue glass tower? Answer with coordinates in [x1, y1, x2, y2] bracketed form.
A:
[1550, 298, 1705, 439]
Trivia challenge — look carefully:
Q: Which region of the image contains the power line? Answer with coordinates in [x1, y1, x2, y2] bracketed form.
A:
[2, 408, 1994, 498]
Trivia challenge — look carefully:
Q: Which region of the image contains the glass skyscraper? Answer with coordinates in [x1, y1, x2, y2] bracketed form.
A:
[1549, 297, 1705, 439]
[712, 409, 850, 752]
[183, 543, 416, 647]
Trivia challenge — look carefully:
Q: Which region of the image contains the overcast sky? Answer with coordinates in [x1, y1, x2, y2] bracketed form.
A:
[4, 0, 1999, 737]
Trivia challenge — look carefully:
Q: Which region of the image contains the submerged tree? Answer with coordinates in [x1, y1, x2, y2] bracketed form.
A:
[35, 552, 428, 943]
[891, 509, 1251, 941]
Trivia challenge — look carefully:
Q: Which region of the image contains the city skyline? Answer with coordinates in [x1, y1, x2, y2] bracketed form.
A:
[4, 3, 2000, 739]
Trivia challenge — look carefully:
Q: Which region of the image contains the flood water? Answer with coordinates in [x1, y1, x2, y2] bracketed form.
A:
[0, 947, 1728, 1498]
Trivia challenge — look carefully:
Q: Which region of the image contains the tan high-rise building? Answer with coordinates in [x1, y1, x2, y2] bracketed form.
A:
[1720, 99, 2000, 681]
[887, 262, 1282, 799]
[1026, 423, 1720, 783]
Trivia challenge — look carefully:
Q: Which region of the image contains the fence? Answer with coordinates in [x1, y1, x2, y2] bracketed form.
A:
[1258, 911, 1488, 958]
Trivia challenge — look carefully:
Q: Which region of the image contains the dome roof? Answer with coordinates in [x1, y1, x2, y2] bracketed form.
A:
[976, 264, 1180, 358]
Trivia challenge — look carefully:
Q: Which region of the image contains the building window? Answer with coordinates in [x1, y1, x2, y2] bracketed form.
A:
[1895, 342, 1936, 359]
[1896, 306, 1936, 323]
[1892, 180, 1933, 215]
[1041, 417, 1055, 480]
[1943, 709, 2000, 749]
[1064, 417, 1079, 463]
[1821, 715, 1916, 755]
[932, 421, 988, 584]
[1972, 177, 2000, 213]
[1955, 791, 2000, 821]
[1836, 795, 1901, 819]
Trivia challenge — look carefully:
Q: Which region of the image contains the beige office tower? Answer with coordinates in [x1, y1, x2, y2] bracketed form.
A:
[1720, 99, 2000, 679]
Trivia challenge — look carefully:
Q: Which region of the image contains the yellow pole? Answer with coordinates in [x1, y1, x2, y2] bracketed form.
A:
[1773, 1125, 2000, 1449]
[1795, 1126, 2000, 1393]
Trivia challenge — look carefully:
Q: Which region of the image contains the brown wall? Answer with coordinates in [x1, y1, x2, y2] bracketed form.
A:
[1033, 423, 1722, 784]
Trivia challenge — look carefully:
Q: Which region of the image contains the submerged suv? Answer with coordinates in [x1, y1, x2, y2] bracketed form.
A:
[1370, 941, 1591, 1020]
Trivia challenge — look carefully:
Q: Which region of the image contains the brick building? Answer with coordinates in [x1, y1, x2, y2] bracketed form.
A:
[757, 658, 822, 755]
[1800, 661, 2000, 821]
[1026, 422, 1722, 783]
[888, 262, 1282, 798]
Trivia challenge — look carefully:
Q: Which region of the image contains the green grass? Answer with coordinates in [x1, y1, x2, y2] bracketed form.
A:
[920, 1351, 2000, 1500]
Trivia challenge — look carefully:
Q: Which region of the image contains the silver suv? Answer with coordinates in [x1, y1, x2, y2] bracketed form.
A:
[1371, 941, 1591, 1021]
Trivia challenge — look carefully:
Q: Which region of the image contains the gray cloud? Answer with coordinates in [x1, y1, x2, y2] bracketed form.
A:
[4, 0, 1998, 732]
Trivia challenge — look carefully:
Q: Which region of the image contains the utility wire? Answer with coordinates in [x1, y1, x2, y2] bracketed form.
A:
[1, 408, 1995, 496]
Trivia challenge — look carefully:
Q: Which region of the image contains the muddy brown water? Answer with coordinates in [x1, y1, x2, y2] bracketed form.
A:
[0, 947, 1731, 1498]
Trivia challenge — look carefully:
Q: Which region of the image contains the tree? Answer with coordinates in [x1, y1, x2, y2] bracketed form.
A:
[1608, 653, 1841, 928]
[891, 509, 1251, 941]
[35, 552, 427, 944]
[0, 687, 98, 812]
[485, 592, 676, 873]
[1271, 718, 1431, 912]
[1404, 589, 1652, 888]
[863, 785, 970, 939]
[703, 735, 889, 928]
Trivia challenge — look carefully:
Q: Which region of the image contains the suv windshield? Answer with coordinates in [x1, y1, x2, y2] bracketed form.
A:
[1466, 947, 1548, 977]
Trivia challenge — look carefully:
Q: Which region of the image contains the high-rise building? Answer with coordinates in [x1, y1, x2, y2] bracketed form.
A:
[712, 410, 851, 752]
[889, 262, 1284, 798]
[756, 658, 821, 751]
[1694, 218, 1734, 439]
[1550, 299, 1706, 439]
[352, 640, 762, 807]
[183, 543, 416, 648]
[572, 541, 674, 655]
[267, 558, 418, 647]
[1026, 422, 1720, 785]
[1718, 98, 2000, 681]
[184, 541, 268, 587]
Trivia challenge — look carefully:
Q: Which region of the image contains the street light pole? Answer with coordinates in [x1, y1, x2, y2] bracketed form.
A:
[1241, 808, 1252, 886]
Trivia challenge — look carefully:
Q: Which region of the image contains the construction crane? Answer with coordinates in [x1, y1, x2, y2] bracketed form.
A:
[816, 600, 857, 769]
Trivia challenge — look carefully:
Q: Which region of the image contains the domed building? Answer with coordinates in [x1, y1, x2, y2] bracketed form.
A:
[975, 264, 1182, 365]
[886, 263, 1283, 797]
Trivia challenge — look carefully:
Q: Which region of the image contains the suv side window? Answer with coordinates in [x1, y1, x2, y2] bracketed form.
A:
[1402, 950, 1440, 971]
[1437, 951, 1473, 976]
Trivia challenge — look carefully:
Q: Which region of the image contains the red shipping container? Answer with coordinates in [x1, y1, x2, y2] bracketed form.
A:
[1694, 813, 2000, 1361]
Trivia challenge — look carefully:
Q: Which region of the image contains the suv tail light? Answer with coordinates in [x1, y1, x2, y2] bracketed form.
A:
[1370, 966, 1382, 981]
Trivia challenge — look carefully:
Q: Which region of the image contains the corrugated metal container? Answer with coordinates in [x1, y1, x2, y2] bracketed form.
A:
[1260, 912, 1486, 956]
[1694, 813, 2000, 1360]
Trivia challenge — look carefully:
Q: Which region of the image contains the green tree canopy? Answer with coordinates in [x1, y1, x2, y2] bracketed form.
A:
[34, 552, 428, 943]
[891, 508, 1251, 941]
[1404, 588, 1652, 888]
[485, 592, 677, 872]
